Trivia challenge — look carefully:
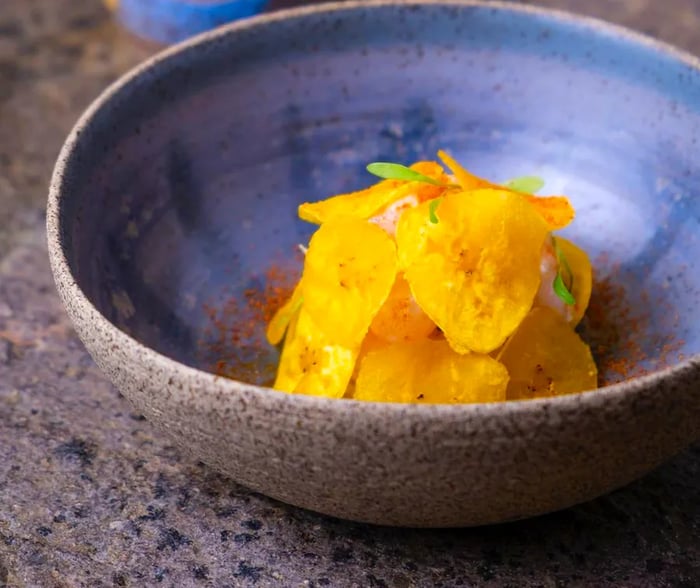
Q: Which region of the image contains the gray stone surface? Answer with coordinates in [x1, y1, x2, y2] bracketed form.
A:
[0, 0, 698, 586]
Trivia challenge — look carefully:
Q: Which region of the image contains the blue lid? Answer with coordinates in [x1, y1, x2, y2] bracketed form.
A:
[113, 0, 269, 44]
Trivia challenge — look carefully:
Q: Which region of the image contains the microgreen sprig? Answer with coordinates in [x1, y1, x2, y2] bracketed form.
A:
[428, 198, 443, 224]
[366, 162, 445, 186]
[504, 176, 545, 194]
[552, 238, 575, 306]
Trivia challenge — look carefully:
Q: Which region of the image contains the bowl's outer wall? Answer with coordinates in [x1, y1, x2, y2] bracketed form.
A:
[49, 2, 700, 526]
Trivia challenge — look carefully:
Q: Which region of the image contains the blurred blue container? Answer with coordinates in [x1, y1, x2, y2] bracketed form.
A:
[110, 0, 270, 44]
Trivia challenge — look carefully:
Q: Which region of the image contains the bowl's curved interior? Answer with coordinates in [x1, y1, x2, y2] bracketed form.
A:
[58, 1, 700, 387]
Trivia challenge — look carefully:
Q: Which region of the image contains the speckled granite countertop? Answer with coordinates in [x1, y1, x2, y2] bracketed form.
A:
[1, 0, 699, 586]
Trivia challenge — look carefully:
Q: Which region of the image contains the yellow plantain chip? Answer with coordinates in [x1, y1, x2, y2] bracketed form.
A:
[273, 306, 357, 398]
[265, 282, 303, 345]
[437, 149, 574, 230]
[399, 189, 549, 354]
[298, 162, 448, 225]
[499, 306, 598, 400]
[394, 199, 436, 270]
[354, 338, 508, 403]
[524, 195, 575, 230]
[555, 237, 593, 326]
[369, 273, 436, 343]
[437, 149, 492, 191]
[346, 330, 389, 397]
[301, 218, 397, 347]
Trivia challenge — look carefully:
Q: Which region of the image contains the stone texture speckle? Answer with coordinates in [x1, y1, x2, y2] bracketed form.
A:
[1, 0, 699, 586]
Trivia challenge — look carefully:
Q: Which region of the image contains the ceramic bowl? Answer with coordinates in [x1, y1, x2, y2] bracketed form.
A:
[47, 1, 700, 527]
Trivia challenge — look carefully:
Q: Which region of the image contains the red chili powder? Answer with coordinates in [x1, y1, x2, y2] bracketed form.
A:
[582, 254, 685, 386]
[198, 260, 299, 383]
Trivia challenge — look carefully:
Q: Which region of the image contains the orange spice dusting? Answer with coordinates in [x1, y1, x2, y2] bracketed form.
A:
[583, 273, 646, 382]
[198, 261, 299, 385]
[581, 254, 685, 385]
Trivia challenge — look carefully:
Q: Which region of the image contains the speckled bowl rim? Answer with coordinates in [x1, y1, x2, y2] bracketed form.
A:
[47, 0, 700, 419]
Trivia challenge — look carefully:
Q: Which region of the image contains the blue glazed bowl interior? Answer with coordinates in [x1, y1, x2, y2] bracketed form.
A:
[58, 2, 700, 388]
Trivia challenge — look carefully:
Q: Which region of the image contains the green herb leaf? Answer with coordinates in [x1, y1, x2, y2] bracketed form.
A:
[367, 162, 444, 186]
[505, 176, 545, 194]
[428, 198, 442, 224]
[552, 274, 576, 305]
[552, 238, 576, 306]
